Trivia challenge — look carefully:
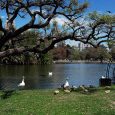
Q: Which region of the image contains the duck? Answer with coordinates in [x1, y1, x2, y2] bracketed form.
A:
[71, 85, 77, 91]
[54, 90, 59, 95]
[49, 72, 53, 76]
[105, 90, 110, 93]
[18, 76, 25, 87]
[64, 89, 70, 93]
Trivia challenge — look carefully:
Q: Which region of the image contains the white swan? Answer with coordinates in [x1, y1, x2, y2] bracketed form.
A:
[18, 76, 25, 87]
[101, 76, 106, 79]
[64, 79, 69, 88]
[49, 72, 53, 76]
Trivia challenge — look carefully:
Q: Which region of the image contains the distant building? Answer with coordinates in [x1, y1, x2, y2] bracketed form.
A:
[78, 42, 92, 51]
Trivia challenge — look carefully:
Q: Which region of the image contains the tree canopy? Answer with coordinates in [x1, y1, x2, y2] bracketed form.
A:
[0, 0, 115, 58]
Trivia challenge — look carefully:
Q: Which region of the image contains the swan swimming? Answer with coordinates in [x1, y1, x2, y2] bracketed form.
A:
[49, 72, 53, 76]
[101, 76, 106, 79]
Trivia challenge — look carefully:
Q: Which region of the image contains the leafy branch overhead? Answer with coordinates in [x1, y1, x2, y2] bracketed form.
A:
[0, 0, 115, 58]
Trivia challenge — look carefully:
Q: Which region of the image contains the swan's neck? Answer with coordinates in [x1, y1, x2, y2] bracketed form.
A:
[66, 80, 68, 83]
[22, 77, 24, 82]
[22, 79, 24, 82]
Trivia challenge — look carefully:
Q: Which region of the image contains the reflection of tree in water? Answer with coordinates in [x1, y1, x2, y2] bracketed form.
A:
[0, 77, 19, 91]
[105, 61, 115, 84]
[112, 67, 115, 84]
[36, 65, 55, 89]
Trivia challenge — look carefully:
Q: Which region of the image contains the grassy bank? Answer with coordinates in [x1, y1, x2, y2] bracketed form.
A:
[0, 86, 115, 115]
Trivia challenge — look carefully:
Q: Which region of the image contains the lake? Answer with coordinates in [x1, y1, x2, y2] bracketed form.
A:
[0, 63, 115, 90]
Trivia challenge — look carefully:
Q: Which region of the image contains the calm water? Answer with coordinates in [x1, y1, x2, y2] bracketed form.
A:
[0, 63, 115, 90]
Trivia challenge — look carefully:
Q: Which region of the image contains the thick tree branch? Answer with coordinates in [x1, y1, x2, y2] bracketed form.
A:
[0, 0, 114, 59]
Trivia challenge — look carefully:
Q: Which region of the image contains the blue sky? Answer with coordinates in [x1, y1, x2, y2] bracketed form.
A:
[87, 0, 115, 13]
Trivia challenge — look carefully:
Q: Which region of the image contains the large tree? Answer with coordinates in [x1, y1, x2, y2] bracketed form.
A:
[0, 0, 115, 58]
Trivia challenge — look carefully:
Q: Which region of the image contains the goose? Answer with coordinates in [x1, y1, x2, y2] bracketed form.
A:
[18, 76, 25, 87]
[49, 72, 53, 76]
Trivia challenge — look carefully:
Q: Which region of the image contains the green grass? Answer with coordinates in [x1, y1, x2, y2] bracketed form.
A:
[0, 86, 115, 115]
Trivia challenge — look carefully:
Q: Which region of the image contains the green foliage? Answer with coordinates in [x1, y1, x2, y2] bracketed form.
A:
[20, 30, 39, 47]
[110, 47, 115, 60]
[96, 47, 111, 62]
[0, 31, 3, 37]
[70, 47, 80, 60]
[39, 52, 53, 64]
[80, 46, 112, 62]
[108, 40, 115, 49]
[89, 11, 115, 24]
[38, 42, 53, 64]
[88, 11, 100, 21]
[100, 15, 115, 24]
[0, 29, 53, 65]
[80, 49, 87, 60]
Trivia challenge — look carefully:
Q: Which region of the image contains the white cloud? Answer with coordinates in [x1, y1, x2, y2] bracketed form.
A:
[1, 16, 5, 19]
[51, 16, 70, 26]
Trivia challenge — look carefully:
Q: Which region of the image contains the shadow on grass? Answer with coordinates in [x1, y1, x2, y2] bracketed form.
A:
[73, 86, 98, 95]
[0, 90, 16, 99]
[58, 85, 115, 95]
[58, 85, 99, 95]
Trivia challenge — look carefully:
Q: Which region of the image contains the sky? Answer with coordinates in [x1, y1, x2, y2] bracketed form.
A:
[0, 0, 115, 46]
[87, 0, 115, 13]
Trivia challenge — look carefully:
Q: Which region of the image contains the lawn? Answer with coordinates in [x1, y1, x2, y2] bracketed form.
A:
[0, 86, 115, 115]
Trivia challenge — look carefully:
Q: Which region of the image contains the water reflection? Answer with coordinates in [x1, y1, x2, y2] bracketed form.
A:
[0, 63, 114, 89]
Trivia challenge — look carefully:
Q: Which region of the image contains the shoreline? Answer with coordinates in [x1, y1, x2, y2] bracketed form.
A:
[53, 60, 115, 64]
[0, 60, 115, 65]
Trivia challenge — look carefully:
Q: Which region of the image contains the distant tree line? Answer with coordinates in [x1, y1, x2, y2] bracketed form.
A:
[52, 44, 115, 63]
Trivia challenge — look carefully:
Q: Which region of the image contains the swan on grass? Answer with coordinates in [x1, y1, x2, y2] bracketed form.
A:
[18, 76, 25, 87]
[64, 78, 69, 88]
